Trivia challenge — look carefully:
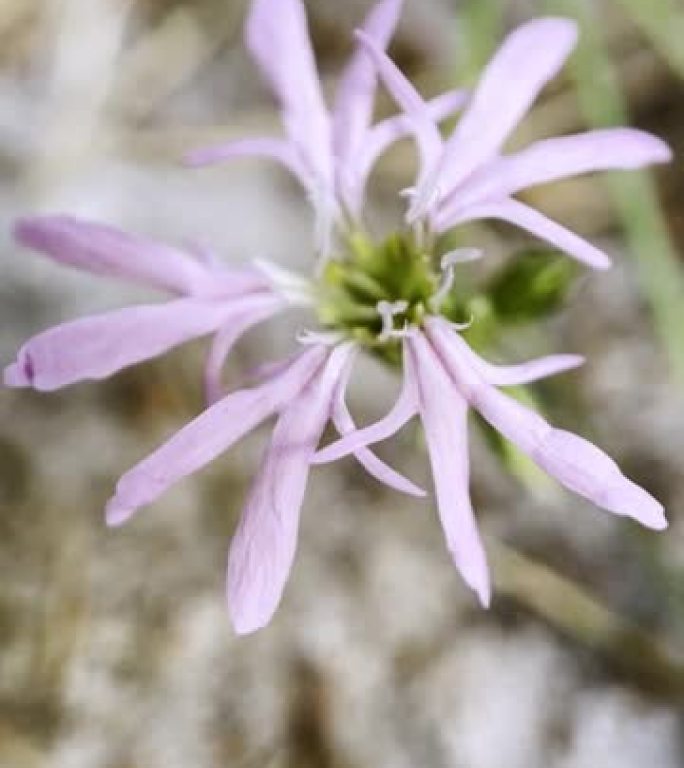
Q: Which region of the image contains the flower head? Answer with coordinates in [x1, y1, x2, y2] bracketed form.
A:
[4, 2, 671, 634]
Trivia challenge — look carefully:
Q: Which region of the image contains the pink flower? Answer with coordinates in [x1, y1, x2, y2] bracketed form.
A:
[4, 1, 670, 634]
[105, 339, 425, 634]
[4, 216, 284, 400]
[185, 0, 467, 249]
[355, 19, 672, 269]
[314, 317, 667, 606]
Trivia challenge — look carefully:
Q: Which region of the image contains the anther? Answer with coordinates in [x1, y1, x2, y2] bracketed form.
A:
[430, 247, 483, 311]
[377, 300, 409, 342]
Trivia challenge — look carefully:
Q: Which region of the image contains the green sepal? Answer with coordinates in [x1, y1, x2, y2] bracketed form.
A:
[487, 248, 578, 323]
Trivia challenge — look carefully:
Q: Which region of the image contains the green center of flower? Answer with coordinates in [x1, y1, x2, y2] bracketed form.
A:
[317, 231, 471, 362]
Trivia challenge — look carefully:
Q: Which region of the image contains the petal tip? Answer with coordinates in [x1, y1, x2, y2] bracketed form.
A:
[477, 585, 492, 609]
[593, 253, 613, 271]
[182, 149, 210, 168]
[230, 610, 266, 636]
[4, 361, 29, 388]
[638, 503, 668, 532]
[105, 497, 134, 527]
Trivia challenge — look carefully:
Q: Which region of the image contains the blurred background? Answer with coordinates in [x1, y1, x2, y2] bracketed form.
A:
[1, 0, 683, 766]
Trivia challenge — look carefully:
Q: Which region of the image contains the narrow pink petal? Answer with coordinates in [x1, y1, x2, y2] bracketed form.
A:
[430, 328, 667, 531]
[4, 297, 261, 392]
[330, 362, 426, 498]
[246, 0, 332, 186]
[105, 345, 328, 527]
[312, 361, 417, 464]
[426, 316, 584, 387]
[227, 343, 354, 635]
[333, 0, 404, 168]
[450, 128, 673, 209]
[407, 333, 490, 607]
[184, 137, 308, 184]
[246, 350, 302, 386]
[354, 31, 443, 178]
[426, 18, 578, 204]
[14, 215, 212, 295]
[436, 198, 612, 270]
[364, 89, 468, 166]
[203, 295, 285, 405]
[346, 88, 468, 213]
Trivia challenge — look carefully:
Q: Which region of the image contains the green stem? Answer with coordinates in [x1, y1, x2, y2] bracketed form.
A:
[491, 540, 684, 699]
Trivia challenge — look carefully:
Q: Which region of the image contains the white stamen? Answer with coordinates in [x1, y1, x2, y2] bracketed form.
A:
[441, 247, 483, 268]
[377, 300, 409, 342]
[449, 315, 475, 332]
[430, 247, 483, 311]
[253, 258, 315, 307]
[406, 178, 444, 225]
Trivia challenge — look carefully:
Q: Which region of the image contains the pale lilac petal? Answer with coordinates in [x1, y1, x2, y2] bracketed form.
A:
[424, 18, 578, 207]
[426, 316, 584, 387]
[14, 215, 213, 295]
[227, 343, 354, 634]
[105, 345, 328, 527]
[184, 137, 308, 185]
[436, 198, 612, 270]
[203, 295, 285, 405]
[331, 362, 426, 498]
[246, 0, 332, 186]
[333, 0, 404, 167]
[430, 329, 666, 531]
[364, 89, 468, 166]
[247, 350, 302, 386]
[345, 88, 468, 211]
[407, 333, 490, 606]
[4, 297, 257, 392]
[450, 128, 673, 209]
[312, 363, 417, 464]
[354, 31, 443, 178]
